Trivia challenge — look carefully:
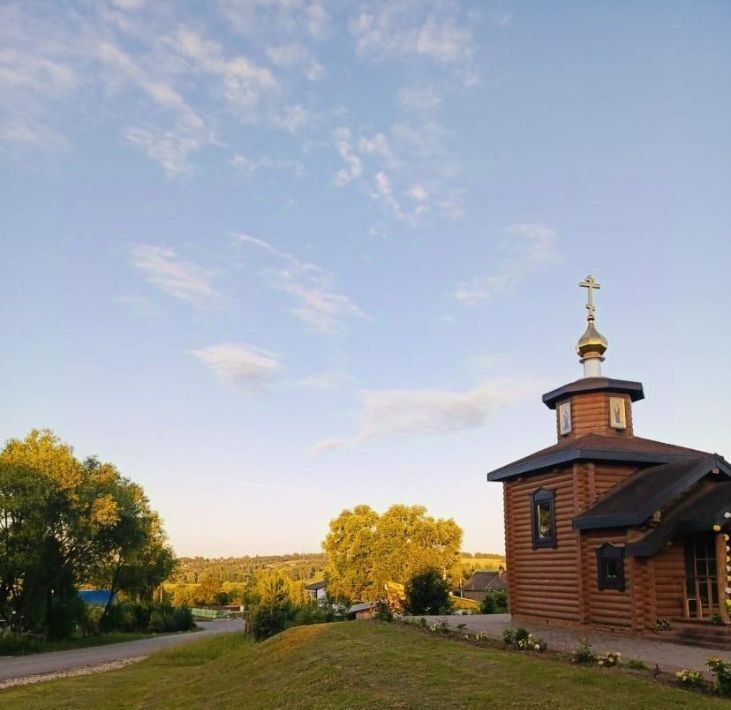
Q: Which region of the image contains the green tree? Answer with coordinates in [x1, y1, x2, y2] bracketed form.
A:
[0, 429, 173, 638]
[83, 457, 175, 617]
[371, 505, 462, 591]
[0, 463, 58, 631]
[322, 505, 378, 602]
[403, 568, 453, 615]
[246, 569, 306, 640]
[323, 504, 463, 603]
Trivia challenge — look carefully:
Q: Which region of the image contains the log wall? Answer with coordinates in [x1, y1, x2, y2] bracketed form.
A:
[653, 542, 686, 621]
[580, 529, 632, 628]
[504, 466, 581, 622]
[505, 461, 651, 628]
[555, 392, 634, 439]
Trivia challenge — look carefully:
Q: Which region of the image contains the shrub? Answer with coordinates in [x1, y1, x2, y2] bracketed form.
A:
[655, 618, 671, 631]
[627, 659, 647, 671]
[374, 599, 393, 622]
[148, 610, 167, 634]
[173, 606, 194, 631]
[250, 603, 291, 640]
[0, 631, 41, 655]
[288, 602, 334, 627]
[707, 656, 731, 695]
[99, 604, 133, 633]
[47, 593, 86, 640]
[80, 605, 105, 636]
[572, 642, 597, 665]
[404, 569, 453, 616]
[676, 669, 704, 687]
[597, 651, 621, 668]
[129, 603, 152, 631]
[502, 628, 516, 646]
[480, 590, 508, 614]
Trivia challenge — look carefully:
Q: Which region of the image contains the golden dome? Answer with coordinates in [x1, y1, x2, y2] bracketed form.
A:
[576, 319, 608, 359]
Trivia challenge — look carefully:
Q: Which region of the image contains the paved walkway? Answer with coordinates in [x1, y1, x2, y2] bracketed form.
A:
[407, 614, 731, 676]
[0, 619, 244, 683]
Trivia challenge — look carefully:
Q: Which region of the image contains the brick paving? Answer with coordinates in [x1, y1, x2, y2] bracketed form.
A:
[406, 614, 731, 676]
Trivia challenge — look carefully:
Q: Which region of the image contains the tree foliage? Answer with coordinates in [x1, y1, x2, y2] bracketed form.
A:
[245, 569, 310, 640]
[403, 568, 453, 615]
[0, 429, 175, 638]
[322, 504, 462, 603]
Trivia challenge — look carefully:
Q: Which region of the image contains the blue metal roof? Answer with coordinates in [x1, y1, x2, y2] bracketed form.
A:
[78, 589, 116, 606]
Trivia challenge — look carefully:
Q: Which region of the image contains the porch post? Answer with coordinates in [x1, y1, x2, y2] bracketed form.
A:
[715, 533, 729, 624]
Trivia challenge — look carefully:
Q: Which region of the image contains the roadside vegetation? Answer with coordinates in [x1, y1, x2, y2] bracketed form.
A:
[0, 429, 185, 651]
[1, 621, 725, 709]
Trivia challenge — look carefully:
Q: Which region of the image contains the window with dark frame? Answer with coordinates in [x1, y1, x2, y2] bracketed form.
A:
[531, 488, 556, 549]
[596, 543, 625, 591]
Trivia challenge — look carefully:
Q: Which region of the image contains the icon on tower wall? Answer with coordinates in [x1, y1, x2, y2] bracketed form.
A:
[558, 401, 572, 435]
[609, 397, 627, 429]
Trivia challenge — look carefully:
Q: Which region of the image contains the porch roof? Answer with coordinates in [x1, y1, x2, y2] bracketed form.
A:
[627, 481, 731, 557]
[572, 455, 731, 532]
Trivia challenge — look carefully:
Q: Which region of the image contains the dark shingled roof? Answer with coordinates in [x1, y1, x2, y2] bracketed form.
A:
[572, 455, 731, 531]
[628, 481, 731, 557]
[305, 580, 326, 591]
[542, 377, 645, 410]
[463, 570, 507, 592]
[487, 433, 710, 482]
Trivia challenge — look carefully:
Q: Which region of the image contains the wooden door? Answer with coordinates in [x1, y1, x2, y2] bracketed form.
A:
[684, 534, 720, 620]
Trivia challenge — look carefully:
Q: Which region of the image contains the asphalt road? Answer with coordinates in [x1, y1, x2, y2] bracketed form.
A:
[0, 619, 244, 682]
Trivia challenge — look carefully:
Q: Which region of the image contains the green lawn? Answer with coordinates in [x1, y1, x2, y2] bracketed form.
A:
[0, 621, 725, 709]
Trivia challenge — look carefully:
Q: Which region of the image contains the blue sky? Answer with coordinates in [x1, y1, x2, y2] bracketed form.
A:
[1, 1, 729, 556]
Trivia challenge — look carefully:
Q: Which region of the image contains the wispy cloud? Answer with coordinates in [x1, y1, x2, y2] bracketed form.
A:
[312, 377, 541, 453]
[332, 126, 362, 186]
[235, 233, 368, 333]
[192, 343, 281, 391]
[349, 2, 473, 64]
[165, 27, 277, 119]
[229, 152, 305, 178]
[454, 224, 558, 305]
[220, 0, 331, 40]
[129, 244, 219, 307]
[0, 10, 78, 150]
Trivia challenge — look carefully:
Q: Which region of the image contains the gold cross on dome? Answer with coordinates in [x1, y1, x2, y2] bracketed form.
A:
[579, 275, 601, 318]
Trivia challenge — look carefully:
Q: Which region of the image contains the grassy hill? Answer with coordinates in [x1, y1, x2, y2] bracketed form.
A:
[2, 621, 720, 709]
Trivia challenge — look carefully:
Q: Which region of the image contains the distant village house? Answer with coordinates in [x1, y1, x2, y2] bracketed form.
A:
[460, 569, 507, 602]
[305, 580, 328, 603]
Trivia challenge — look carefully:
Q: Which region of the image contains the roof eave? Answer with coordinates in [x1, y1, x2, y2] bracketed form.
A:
[487, 448, 700, 483]
[542, 378, 645, 410]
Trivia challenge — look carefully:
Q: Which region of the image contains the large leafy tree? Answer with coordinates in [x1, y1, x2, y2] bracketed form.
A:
[83, 457, 175, 614]
[0, 463, 58, 631]
[371, 505, 462, 591]
[322, 504, 379, 603]
[0, 430, 174, 637]
[322, 504, 462, 603]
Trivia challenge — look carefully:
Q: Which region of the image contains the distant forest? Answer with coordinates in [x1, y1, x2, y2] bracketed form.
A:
[168, 552, 504, 586]
[169, 553, 327, 585]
